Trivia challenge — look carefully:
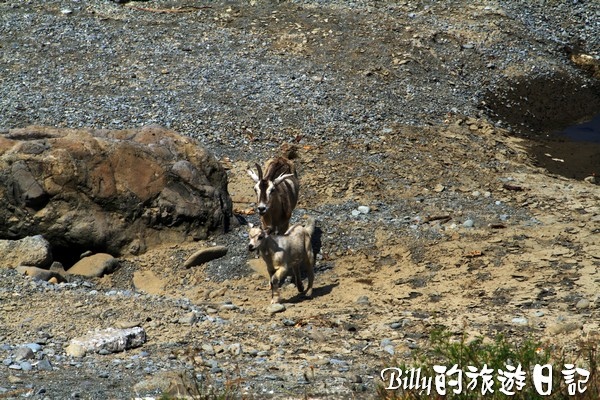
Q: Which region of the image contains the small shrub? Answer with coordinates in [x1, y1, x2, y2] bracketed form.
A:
[377, 329, 599, 400]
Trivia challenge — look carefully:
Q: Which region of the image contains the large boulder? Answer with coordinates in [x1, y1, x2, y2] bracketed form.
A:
[0, 125, 232, 257]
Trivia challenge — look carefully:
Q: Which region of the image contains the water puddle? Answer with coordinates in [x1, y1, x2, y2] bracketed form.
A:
[484, 72, 600, 180]
[559, 112, 600, 143]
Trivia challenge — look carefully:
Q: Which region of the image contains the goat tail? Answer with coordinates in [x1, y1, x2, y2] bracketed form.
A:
[304, 216, 316, 237]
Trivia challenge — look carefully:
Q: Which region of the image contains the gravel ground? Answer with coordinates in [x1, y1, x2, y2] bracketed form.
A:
[1, 1, 600, 399]
[1, 0, 598, 160]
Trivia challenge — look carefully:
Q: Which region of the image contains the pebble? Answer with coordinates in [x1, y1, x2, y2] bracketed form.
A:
[576, 299, 590, 310]
[20, 361, 33, 371]
[228, 343, 242, 356]
[282, 318, 296, 326]
[351, 210, 361, 217]
[14, 346, 34, 361]
[25, 343, 42, 353]
[178, 312, 198, 325]
[37, 358, 53, 371]
[463, 219, 474, 228]
[356, 295, 370, 305]
[512, 317, 528, 326]
[66, 343, 86, 358]
[201, 344, 215, 356]
[267, 303, 286, 314]
[357, 206, 371, 214]
[390, 322, 402, 330]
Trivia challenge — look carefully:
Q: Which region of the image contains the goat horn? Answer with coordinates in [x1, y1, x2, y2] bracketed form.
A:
[255, 163, 263, 180]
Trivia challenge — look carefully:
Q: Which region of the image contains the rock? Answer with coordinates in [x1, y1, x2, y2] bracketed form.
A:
[13, 346, 34, 362]
[0, 125, 233, 256]
[547, 322, 584, 335]
[36, 358, 53, 371]
[0, 235, 52, 269]
[183, 246, 228, 268]
[15, 266, 65, 282]
[512, 317, 528, 326]
[115, 320, 141, 329]
[228, 343, 242, 356]
[67, 253, 118, 277]
[356, 295, 370, 305]
[357, 206, 371, 214]
[178, 312, 199, 325]
[65, 343, 87, 358]
[219, 303, 239, 311]
[267, 303, 286, 314]
[463, 219, 475, 228]
[576, 299, 590, 310]
[67, 327, 146, 355]
[20, 361, 32, 371]
[24, 343, 42, 353]
[201, 344, 215, 356]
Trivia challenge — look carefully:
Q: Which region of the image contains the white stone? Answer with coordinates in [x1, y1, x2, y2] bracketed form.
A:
[68, 327, 146, 355]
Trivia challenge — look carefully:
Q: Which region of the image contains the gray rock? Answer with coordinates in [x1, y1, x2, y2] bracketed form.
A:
[0, 235, 52, 269]
[512, 317, 528, 326]
[356, 295, 370, 305]
[13, 346, 34, 361]
[67, 327, 146, 355]
[19, 361, 32, 371]
[357, 206, 371, 214]
[463, 219, 475, 228]
[36, 358, 53, 371]
[25, 343, 42, 353]
[183, 246, 228, 268]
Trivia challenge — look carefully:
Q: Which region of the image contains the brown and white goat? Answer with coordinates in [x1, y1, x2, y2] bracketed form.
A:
[247, 157, 299, 234]
[248, 218, 315, 304]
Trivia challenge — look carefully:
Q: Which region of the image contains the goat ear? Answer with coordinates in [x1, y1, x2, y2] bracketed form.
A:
[247, 169, 260, 183]
[273, 173, 294, 186]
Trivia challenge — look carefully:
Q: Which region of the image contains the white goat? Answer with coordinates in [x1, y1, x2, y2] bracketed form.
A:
[248, 218, 315, 304]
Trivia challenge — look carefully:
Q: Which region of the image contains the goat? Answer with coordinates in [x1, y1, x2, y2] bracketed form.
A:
[248, 218, 315, 304]
[247, 157, 299, 234]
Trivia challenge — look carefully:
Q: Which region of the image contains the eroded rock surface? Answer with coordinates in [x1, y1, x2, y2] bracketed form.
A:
[0, 125, 233, 256]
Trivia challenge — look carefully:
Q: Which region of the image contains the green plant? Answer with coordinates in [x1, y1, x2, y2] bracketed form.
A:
[377, 329, 600, 400]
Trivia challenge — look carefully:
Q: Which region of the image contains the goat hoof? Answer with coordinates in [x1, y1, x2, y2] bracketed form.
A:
[304, 289, 313, 298]
[271, 297, 281, 304]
